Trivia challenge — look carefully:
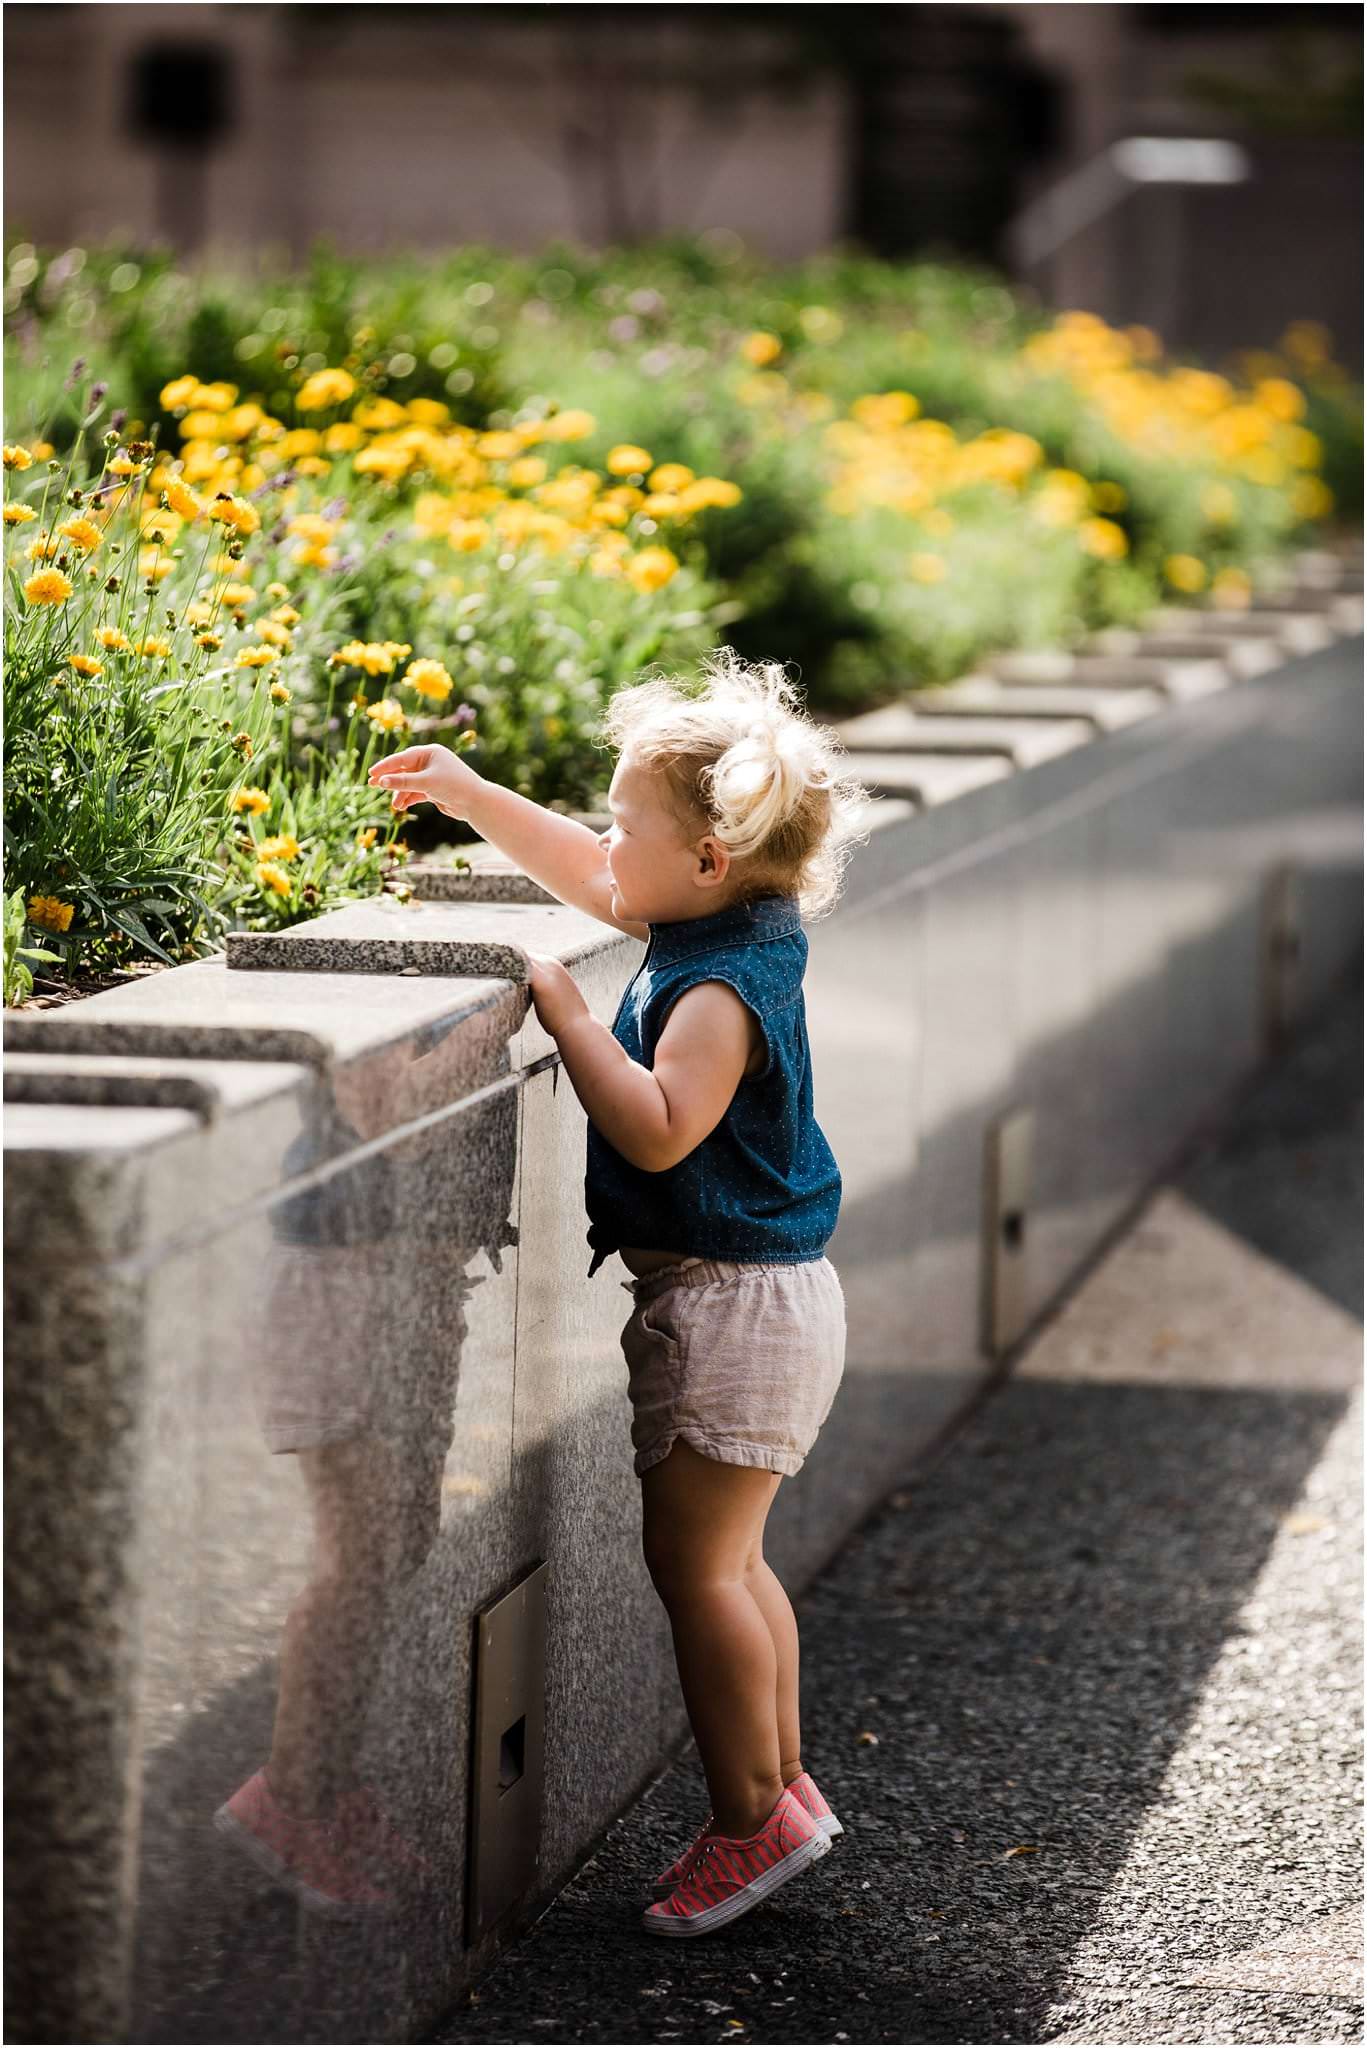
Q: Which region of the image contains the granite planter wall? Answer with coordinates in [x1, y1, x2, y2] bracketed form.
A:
[4, 546, 1362, 2044]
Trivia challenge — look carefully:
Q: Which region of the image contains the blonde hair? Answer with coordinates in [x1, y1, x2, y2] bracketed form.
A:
[597, 648, 875, 919]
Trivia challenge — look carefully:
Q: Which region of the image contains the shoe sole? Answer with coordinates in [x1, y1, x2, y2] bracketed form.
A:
[647, 1812, 842, 1899]
[642, 1829, 830, 1938]
[212, 1804, 390, 1919]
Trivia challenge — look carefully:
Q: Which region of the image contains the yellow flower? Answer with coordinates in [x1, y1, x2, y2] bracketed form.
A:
[4, 445, 34, 470]
[1254, 378, 1306, 424]
[354, 443, 414, 481]
[406, 398, 451, 427]
[196, 632, 224, 651]
[365, 699, 409, 733]
[256, 620, 293, 648]
[507, 456, 548, 489]
[322, 422, 364, 454]
[1164, 554, 1208, 593]
[589, 548, 624, 578]
[235, 646, 278, 668]
[25, 533, 61, 562]
[138, 636, 172, 658]
[258, 833, 301, 861]
[56, 516, 102, 553]
[909, 552, 948, 583]
[296, 367, 358, 411]
[266, 582, 292, 601]
[286, 513, 337, 545]
[448, 519, 489, 553]
[356, 826, 378, 850]
[606, 444, 652, 477]
[138, 551, 174, 583]
[1291, 476, 1333, 520]
[107, 453, 143, 476]
[208, 494, 260, 536]
[477, 431, 523, 461]
[268, 681, 292, 705]
[403, 657, 455, 702]
[625, 545, 679, 593]
[68, 654, 105, 678]
[741, 331, 782, 366]
[96, 626, 131, 652]
[193, 380, 238, 413]
[23, 568, 73, 605]
[162, 477, 203, 519]
[649, 463, 694, 493]
[540, 409, 596, 442]
[851, 392, 921, 431]
[1091, 481, 1128, 514]
[255, 860, 292, 897]
[353, 396, 408, 432]
[3, 503, 37, 524]
[32, 442, 54, 461]
[159, 375, 201, 410]
[218, 582, 255, 609]
[270, 604, 301, 627]
[1077, 517, 1129, 561]
[230, 786, 271, 815]
[676, 476, 742, 514]
[27, 894, 74, 932]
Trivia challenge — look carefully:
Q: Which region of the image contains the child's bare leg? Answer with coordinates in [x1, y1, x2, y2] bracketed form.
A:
[641, 1440, 786, 1839]
[744, 1552, 803, 1786]
[268, 1437, 427, 1815]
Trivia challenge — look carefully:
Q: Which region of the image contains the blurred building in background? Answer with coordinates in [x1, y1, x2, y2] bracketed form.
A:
[3, 2, 1362, 363]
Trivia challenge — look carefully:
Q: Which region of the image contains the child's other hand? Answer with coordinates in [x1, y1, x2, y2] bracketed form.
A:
[523, 952, 588, 1038]
[367, 743, 479, 820]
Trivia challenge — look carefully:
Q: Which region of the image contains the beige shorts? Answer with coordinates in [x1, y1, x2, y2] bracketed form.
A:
[618, 1255, 846, 1479]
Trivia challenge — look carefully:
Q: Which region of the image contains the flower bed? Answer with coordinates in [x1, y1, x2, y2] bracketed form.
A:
[4, 236, 1361, 994]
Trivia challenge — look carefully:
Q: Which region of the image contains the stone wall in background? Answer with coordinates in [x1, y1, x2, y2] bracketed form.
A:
[3, 549, 1362, 2042]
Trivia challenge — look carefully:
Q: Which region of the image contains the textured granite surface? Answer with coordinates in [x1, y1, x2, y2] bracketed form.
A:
[1110, 632, 1281, 678]
[848, 680, 1164, 735]
[1145, 606, 1338, 653]
[431, 976, 1362, 2048]
[985, 650, 1233, 699]
[831, 751, 1011, 807]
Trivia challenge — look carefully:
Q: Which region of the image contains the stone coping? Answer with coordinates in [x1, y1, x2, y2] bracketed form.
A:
[3, 547, 1360, 1121]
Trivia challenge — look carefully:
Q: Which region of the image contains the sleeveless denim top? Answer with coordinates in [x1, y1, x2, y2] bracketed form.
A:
[584, 892, 842, 1278]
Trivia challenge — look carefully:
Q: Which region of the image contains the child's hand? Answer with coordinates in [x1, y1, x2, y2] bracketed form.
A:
[367, 743, 481, 821]
[523, 951, 589, 1039]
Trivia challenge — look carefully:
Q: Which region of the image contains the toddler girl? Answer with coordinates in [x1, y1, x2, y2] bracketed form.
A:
[369, 649, 870, 1938]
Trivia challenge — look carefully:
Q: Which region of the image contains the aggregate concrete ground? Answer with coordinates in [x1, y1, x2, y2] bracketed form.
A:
[434, 975, 1363, 2047]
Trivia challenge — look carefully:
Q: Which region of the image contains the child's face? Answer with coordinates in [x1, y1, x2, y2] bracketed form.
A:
[598, 751, 732, 924]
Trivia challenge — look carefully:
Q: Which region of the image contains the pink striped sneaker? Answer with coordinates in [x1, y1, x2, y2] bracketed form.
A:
[647, 1810, 717, 1901]
[642, 1788, 830, 1938]
[647, 1773, 841, 1899]
[788, 1769, 844, 1840]
[213, 1769, 393, 1917]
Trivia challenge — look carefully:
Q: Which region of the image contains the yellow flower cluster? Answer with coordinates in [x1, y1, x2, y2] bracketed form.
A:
[144, 369, 742, 596]
[824, 396, 1050, 523]
[1020, 311, 1330, 514]
[27, 894, 74, 932]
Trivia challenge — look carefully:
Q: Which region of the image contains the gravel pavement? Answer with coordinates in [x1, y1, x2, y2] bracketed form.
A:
[434, 974, 1363, 2047]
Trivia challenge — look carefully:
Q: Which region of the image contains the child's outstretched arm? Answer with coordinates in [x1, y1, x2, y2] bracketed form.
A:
[367, 744, 647, 937]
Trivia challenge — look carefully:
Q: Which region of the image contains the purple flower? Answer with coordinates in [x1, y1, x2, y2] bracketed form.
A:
[109, 408, 127, 433]
[454, 702, 477, 728]
[323, 496, 348, 520]
[64, 357, 87, 391]
[90, 381, 108, 404]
